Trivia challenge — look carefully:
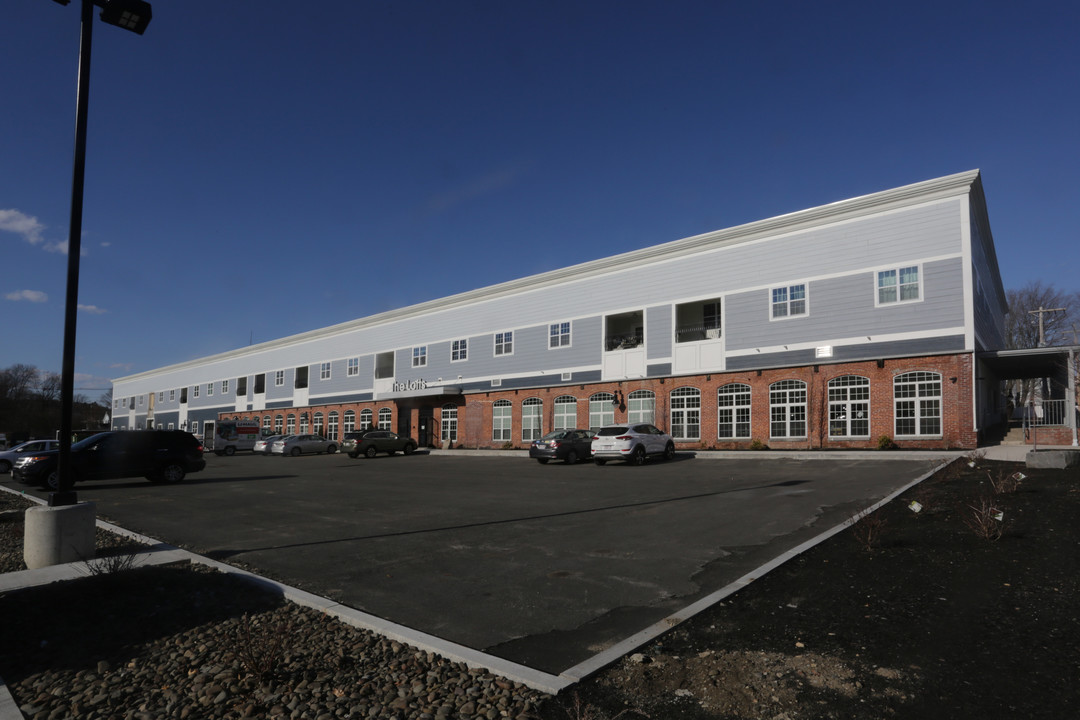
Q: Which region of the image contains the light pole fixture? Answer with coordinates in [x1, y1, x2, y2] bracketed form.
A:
[50, 0, 153, 507]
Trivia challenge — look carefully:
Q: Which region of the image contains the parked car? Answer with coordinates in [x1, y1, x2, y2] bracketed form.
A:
[343, 429, 417, 458]
[271, 434, 338, 456]
[591, 424, 675, 465]
[529, 429, 595, 464]
[12, 430, 206, 490]
[0, 439, 59, 473]
[253, 435, 285, 455]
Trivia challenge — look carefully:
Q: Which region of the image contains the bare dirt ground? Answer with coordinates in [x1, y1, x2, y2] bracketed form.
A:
[3, 455, 1078, 720]
[539, 456, 1080, 719]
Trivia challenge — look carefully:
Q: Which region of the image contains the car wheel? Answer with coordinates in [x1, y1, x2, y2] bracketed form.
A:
[348, 452, 360, 459]
[403, 443, 415, 455]
[565, 450, 579, 465]
[45, 470, 61, 491]
[536, 458, 549, 465]
[159, 464, 186, 484]
[630, 445, 647, 466]
[0, 460, 10, 473]
[224, 446, 236, 457]
[365, 446, 378, 459]
[663, 442, 676, 461]
[594, 458, 607, 466]
[327, 445, 338, 454]
[290, 447, 301, 457]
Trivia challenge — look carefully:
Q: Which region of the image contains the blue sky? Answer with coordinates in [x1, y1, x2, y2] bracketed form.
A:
[2, 0, 1078, 398]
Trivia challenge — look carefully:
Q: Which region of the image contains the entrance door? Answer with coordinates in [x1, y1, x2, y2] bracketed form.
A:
[418, 406, 433, 447]
[203, 421, 215, 450]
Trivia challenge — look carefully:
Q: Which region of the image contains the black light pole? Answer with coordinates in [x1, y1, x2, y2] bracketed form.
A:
[50, 0, 152, 507]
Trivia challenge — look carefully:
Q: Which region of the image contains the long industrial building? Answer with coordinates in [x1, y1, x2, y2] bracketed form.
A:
[111, 170, 1012, 450]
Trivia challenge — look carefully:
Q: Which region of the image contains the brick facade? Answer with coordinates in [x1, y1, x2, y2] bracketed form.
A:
[225, 352, 981, 451]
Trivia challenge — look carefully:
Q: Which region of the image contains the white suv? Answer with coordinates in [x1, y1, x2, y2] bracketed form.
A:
[591, 424, 675, 465]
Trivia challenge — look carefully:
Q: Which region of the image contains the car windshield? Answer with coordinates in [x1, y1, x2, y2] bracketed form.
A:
[72, 432, 112, 451]
[540, 431, 569, 440]
[596, 427, 629, 436]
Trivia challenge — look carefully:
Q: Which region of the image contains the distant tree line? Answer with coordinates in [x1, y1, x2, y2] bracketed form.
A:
[0, 363, 108, 444]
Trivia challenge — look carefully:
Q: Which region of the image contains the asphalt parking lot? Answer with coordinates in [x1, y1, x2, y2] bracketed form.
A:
[5, 450, 942, 675]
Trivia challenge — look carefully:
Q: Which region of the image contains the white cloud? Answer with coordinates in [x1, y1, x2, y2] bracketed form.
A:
[5, 289, 48, 303]
[0, 209, 46, 245]
[78, 304, 108, 314]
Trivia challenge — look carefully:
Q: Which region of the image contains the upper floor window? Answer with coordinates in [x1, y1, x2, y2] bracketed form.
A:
[221, 380, 229, 394]
[451, 339, 468, 362]
[675, 298, 722, 342]
[771, 284, 807, 319]
[206, 383, 213, 396]
[347, 357, 359, 376]
[320, 362, 331, 381]
[413, 346, 427, 367]
[604, 310, 643, 351]
[494, 331, 513, 356]
[549, 321, 571, 348]
[169, 389, 175, 402]
[877, 266, 920, 305]
[193, 384, 200, 398]
[274, 370, 284, 387]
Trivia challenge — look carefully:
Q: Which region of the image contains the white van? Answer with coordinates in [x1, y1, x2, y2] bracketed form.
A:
[207, 420, 261, 456]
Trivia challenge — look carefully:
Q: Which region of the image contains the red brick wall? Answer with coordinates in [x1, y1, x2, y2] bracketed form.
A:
[223, 353, 980, 451]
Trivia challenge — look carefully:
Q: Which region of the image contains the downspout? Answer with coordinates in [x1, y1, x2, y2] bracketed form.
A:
[1070, 348, 1078, 447]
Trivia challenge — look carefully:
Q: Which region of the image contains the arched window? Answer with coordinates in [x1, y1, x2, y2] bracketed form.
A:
[671, 387, 701, 440]
[343, 410, 355, 433]
[313, 411, 324, 437]
[589, 392, 615, 430]
[378, 408, 392, 430]
[262, 415, 271, 431]
[770, 380, 807, 438]
[627, 390, 655, 424]
[327, 411, 339, 441]
[274, 414, 283, 434]
[493, 400, 512, 442]
[299, 412, 309, 433]
[717, 384, 751, 439]
[828, 376, 870, 438]
[553, 395, 577, 430]
[286, 414, 296, 434]
[522, 398, 543, 441]
[894, 372, 941, 436]
[360, 408, 373, 430]
[441, 403, 458, 442]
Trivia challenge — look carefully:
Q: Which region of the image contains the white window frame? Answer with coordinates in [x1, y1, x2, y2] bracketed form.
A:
[413, 346, 427, 368]
[360, 409, 373, 430]
[347, 357, 359, 376]
[553, 395, 577, 430]
[222, 380, 229, 395]
[589, 393, 615, 431]
[275, 370, 284, 387]
[451, 339, 468, 363]
[628, 390, 655, 424]
[549, 321, 571, 349]
[378, 408, 392, 430]
[670, 387, 701, 441]
[493, 400, 512, 442]
[876, 265, 921, 306]
[894, 371, 942, 437]
[206, 383, 213, 396]
[718, 383, 752, 439]
[522, 398, 543, 441]
[193, 384, 200, 399]
[494, 331, 513, 357]
[441, 404, 458, 442]
[343, 410, 355, 433]
[169, 389, 175, 402]
[320, 362, 331, 381]
[828, 375, 871, 438]
[770, 379, 807, 439]
[771, 283, 807, 320]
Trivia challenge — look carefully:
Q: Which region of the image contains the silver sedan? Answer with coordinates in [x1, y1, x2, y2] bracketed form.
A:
[270, 434, 338, 457]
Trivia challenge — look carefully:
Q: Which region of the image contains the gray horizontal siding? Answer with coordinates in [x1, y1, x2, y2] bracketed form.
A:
[725, 258, 965, 351]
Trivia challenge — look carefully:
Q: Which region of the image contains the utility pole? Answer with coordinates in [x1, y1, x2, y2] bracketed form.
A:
[1028, 305, 1066, 347]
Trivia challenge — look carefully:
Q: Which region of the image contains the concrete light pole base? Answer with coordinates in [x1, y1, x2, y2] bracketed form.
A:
[23, 502, 97, 570]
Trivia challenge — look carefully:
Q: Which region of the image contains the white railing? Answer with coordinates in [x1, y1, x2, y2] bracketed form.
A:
[1020, 399, 1070, 427]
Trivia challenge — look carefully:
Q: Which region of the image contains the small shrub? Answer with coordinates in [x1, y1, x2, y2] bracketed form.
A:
[501, 441, 515, 450]
[964, 449, 987, 468]
[987, 468, 1023, 494]
[557, 691, 649, 720]
[851, 509, 888, 552]
[877, 435, 897, 450]
[748, 439, 769, 451]
[82, 551, 139, 576]
[962, 496, 1005, 541]
[235, 613, 293, 681]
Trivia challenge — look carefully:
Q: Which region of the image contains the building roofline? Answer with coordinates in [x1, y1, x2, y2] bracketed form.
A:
[114, 170, 983, 385]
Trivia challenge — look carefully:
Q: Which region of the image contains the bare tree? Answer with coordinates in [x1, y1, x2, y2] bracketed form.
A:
[1004, 281, 1078, 349]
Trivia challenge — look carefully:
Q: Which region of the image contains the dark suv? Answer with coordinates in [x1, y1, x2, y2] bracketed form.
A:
[12, 430, 206, 490]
